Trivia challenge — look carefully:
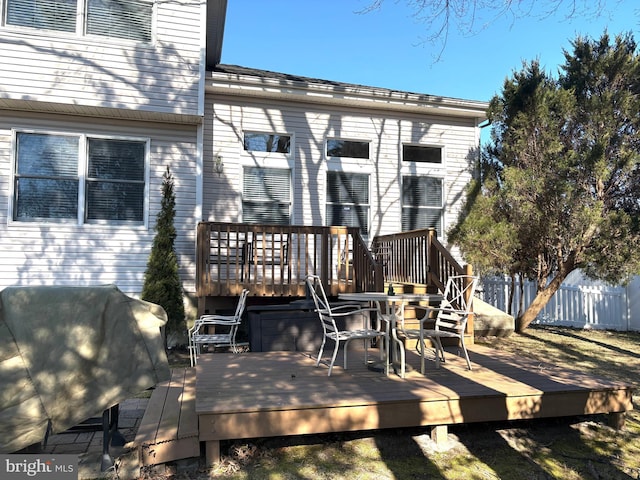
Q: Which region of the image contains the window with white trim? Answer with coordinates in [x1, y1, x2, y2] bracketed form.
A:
[4, 0, 153, 42]
[403, 144, 443, 164]
[243, 132, 291, 154]
[326, 171, 369, 234]
[12, 132, 148, 224]
[402, 176, 443, 233]
[326, 139, 369, 159]
[242, 166, 291, 225]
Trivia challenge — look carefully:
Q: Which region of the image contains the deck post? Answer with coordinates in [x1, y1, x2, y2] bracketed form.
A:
[607, 411, 626, 430]
[205, 440, 221, 466]
[464, 264, 475, 344]
[430, 425, 448, 446]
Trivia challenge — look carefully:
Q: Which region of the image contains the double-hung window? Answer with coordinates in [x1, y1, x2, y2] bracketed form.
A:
[5, 0, 153, 42]
[326, 171, 369, 235]
[12, 131, 148, 225]
[402, 176, 443, 234]
[242, 167, 291, 225]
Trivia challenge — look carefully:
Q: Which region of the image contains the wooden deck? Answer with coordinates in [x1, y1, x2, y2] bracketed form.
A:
[195, 344, 634, 465]
[136, 368, 199, 466]
[134, 346, 634, 466]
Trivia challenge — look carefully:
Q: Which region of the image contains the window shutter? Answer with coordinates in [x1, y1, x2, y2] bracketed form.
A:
[87, 0, 152, 42]
[6, 0, 77, 31]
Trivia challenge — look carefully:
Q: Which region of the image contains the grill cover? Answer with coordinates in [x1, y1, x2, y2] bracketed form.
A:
[0, 285, 171, 452]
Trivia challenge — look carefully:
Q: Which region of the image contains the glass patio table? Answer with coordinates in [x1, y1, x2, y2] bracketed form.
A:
[338, 291, 443, 377]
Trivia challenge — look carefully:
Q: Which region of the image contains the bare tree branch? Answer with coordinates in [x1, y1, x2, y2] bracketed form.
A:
[357, 0, 623, 62]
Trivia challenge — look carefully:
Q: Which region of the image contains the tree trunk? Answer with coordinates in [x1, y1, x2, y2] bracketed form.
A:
[516, 270, 570, 332]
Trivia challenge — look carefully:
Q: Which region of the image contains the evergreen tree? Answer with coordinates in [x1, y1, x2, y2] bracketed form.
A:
[142, 166, 185, 346]
[451, 33, 640, 332]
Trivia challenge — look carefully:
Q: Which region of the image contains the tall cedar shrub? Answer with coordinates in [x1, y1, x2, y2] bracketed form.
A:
[142, 166, 185, 346]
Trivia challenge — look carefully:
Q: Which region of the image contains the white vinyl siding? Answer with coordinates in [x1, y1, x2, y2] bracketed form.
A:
[0, 0, 203, 115]
[205, 95, 477, 246]
[0, 113, 199, 296]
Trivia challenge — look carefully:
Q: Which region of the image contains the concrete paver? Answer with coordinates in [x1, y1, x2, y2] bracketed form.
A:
[40, 397, 149, 479]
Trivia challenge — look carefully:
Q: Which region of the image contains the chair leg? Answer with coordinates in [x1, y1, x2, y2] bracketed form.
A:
[328, 339, 340, 376]
[316, 338, 327, 367]
[459, 337, 472, 370]
[343, 339, 350, 371]
[392, 328, 405, 378]
[432, 337, 445, 368]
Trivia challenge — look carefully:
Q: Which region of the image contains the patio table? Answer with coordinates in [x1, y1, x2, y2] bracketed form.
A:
[338, 291, 443, 377]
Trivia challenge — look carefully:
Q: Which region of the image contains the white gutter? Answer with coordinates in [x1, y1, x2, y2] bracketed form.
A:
[206, 70, 489, 120]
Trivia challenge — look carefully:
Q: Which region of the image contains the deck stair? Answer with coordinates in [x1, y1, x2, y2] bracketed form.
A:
[135, 368, 199, 466]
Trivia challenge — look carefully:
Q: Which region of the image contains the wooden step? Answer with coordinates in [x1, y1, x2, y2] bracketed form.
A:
[135, 368, 199, 466]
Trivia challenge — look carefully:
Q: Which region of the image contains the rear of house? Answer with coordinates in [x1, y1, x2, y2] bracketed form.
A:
[0, 0, 488, 314]
[203, 65, 487, 250]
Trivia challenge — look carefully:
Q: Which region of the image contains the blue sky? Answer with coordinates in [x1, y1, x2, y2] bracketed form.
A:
[221, 0, 639, 103]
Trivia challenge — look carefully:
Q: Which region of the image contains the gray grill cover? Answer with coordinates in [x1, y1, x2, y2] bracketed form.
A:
[0, 285, 171, 452]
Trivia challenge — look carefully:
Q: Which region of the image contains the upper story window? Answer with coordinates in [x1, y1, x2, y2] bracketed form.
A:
[244, 133, 291, 154]
[242, 166, 291, 225]
[402, 176, 443, 234]
[403, 144, 443, 164]
[4, 0, 153, 42]
[326, 171, 369, 235]
[12, 131, 148, 225]
[326, 139, 369, 159]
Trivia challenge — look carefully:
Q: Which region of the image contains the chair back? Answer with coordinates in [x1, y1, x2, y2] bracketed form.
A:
[305, 275, 338, 335]
[441, 275, 478, 313]
[435, 275, 479, 333]
[234, 289, 250, 320]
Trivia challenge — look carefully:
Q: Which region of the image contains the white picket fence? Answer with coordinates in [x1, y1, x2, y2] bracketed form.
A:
[481, 275, 640, 331]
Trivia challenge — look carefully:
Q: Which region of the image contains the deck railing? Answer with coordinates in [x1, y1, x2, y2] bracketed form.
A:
[196, 222, 381, 298]
[370, 228, 471, 290]
[196, 223, 470, 299]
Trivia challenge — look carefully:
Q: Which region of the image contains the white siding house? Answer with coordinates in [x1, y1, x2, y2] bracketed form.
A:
[203, 66, 487, 248]
[0, 0, 488, 313]
[0, 0, 213, 306]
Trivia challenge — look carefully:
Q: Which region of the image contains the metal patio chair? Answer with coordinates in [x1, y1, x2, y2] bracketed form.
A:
[397, 275, 478, 374]
[306, 275, 388, 376]
[189, 289, 249, 366]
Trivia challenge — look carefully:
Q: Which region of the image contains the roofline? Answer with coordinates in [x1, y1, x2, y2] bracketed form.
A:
[206, 66, 489, 120]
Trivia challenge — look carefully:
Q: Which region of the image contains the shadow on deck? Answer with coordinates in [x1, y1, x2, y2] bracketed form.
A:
[135, 345, 634, 467]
